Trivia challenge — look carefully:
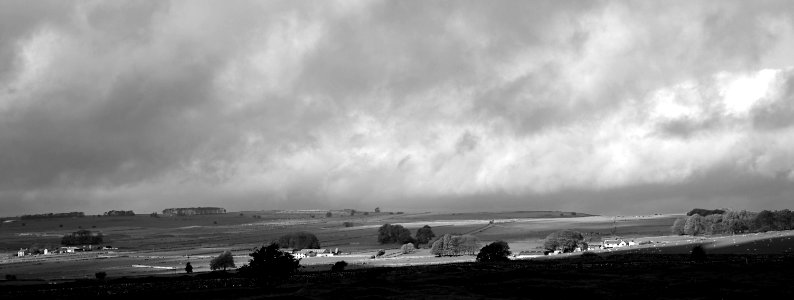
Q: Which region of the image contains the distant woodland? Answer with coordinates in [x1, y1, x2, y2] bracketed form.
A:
[20, 212, 85, 220]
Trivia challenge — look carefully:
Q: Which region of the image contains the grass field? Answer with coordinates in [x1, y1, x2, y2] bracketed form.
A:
[5, 209, 789, 281]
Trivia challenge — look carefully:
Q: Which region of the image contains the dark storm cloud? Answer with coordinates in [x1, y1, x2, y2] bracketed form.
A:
[2, 0, 794, 216]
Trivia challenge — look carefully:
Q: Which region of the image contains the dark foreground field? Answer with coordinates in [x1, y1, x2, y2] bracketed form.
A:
[3, 253, 794, 299]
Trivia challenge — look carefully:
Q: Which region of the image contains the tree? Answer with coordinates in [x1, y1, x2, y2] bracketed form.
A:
[671, 218, 686, 235]
[238, 243, 301, 278]
[723, 210, 751, 234]
[210, 250, 236, 271]
[684, 214, 706, 236]
[476, 241, 511, 262]
[331, 261, 348, 272]
[415, 225, 436, 244]
[400, 243, 416, 254]
[375, 207, 380, 213]
[430, 234, 480, 256]
[703, 214, 724, 235]
[326, 211, 332, 218]
[350, 209, 356, 216]
[752, 210, 775, 232]
[185, 262, 193, 274]
[95, 271, 107, 280]
[543, 230, 585, 253]
[773, 209, 793, 230]
[277, 232, 320, 250]
[377, 224, 415, 244]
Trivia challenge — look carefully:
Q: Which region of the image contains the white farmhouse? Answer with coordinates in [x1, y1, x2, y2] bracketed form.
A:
[602, 240, 621, 249]
[17, 249, 27, 257]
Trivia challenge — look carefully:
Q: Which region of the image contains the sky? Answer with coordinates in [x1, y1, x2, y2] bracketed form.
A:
[2, 0, 794, 216]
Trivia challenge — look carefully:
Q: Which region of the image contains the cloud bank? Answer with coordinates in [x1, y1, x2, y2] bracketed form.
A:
[2, 0, 794, 215]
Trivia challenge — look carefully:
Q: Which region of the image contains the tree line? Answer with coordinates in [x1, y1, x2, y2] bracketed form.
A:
[21, 212, 85, 220]
[672, 209, 794, 236]
[103, 210, 135, 216]
[61, 229, 103, 246]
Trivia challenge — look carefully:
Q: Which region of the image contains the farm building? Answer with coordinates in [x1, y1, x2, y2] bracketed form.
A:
[292, 249, 333, 258]
[588, 244, 602, 251]
[603, 240, 621, 248]
[17, 249, 27, 257]
[60, 246, 78, 253]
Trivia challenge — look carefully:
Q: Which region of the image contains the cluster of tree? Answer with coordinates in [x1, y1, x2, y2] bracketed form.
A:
[238, 243, 301, 278]
[686, 208, 725, 217]
[103, 210, 135, 216]
[210, 250, 236, 271]
[671, 209, 794, 236]
[543, 230, 587, 253]
[476, 241, 511, 262]
[61, 229, 103, 246]
[430, 234, 480, 256]
[377, 224, 415, 244]
[161, 207, 226, 216]
[21, 212, 84, 220]
[376, 224, 436, 246]
[276, 232, 321, 249]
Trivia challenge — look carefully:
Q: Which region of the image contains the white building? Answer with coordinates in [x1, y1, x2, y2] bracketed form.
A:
[17, 249, 26, 257]
[603, 240, 621, 248]
[292, 248, 332, 258]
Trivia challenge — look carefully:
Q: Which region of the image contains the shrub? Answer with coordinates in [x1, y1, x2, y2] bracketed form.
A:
[238, 243, 300, 278]
[376, 249, 386, 257]
[185, 262, 193, 274]
[400, 243, 416, 254]
[210, 250, 236, 271]
[343, 222, 355, 227]
[375, 207, 380, 213]
[331, 261, 348, 272]
[377, 224, 415, 244]
[476, 241, 511, 262]
[543, 230, 585, 253]
[95, 272, 107, 280]
[691, 245, 707, 262]
[415, 225, 436, 244]
[364, 212, 369, 216]
[277, 232, 321, 250]
[5, 274, 17, 281]
[326, 211, 332, 218]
